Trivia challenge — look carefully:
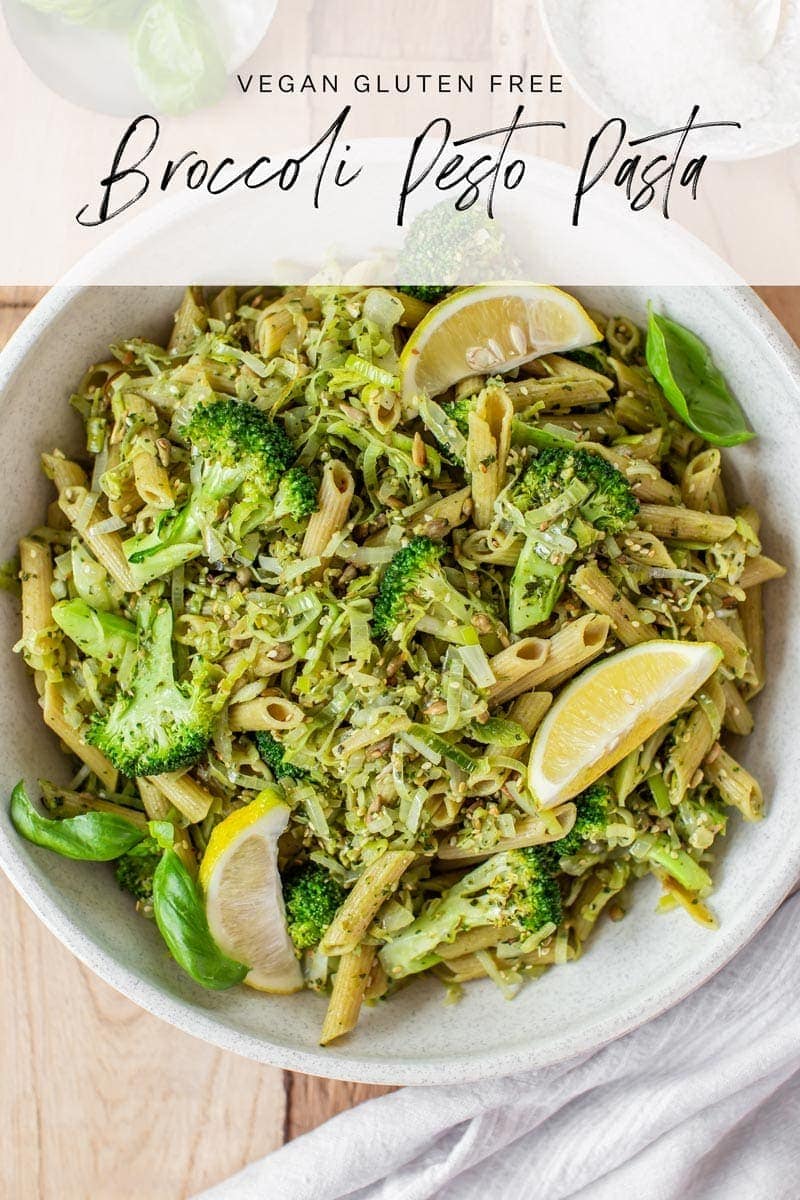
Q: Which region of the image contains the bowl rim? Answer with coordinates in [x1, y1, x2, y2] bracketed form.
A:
[0, 283, 799, 1086]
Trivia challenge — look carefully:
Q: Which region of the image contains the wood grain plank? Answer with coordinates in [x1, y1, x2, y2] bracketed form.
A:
[755, 287, 800, 343]
[286, 1072, 395, 1140]
[0, 874, 286, 1200]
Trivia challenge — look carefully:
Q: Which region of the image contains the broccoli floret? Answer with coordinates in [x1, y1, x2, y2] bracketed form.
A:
[380, 847, 561, 979]
[372, 535, 489, 646]
[273, 466, 318, 522]
[397, 201, 520, 285]
[52, 598, 136, 670]
[124, 398, 297, 585]
[551, 782, 614, 859]
[442, 394, 475, 438]
[508, 448, 638, 633]
[115, 837, 161, 903]
[253, 731, 309, 782]
[397, 286, 451, 305]
[282, 862, 345, 950]
[87, 603, 214, 777]
[519, 447, 639, 534]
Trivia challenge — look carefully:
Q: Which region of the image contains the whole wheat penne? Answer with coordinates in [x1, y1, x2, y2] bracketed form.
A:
[739, 555, 786, 589]
[137, 778, 197, 876]
[637, 503, 737, 543]
[665, 677, 725, 805]
[319, 944, 377, 1045]
[534, 613, 612, 691]
[168, 286, 208, 354]
[719, 678, 754, 736]
[321, 850, 415, 955]
[42, 682, 118, 792]
[490, 615, 610, 704]
[508, 691, 553, 736]
[681, 448, 724, 512]
[739, 585, 765, 697]
[570, 562, 655, 646]
[704, 748, 763, 821]
[466, 386, 513, 528]
[146, 772, 215, 824]
[437, 803, 576, 863]
[688, 609, 750, 678]
[489, 638, 550, 705]
[132, 442, 174, 510]
[19, 537, 54, 644]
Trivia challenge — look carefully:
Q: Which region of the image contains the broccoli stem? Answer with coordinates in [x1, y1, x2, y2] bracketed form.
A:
[51, 599, 136, 668]
[508, 536, 567, 633]
[647, 836, 712, 895]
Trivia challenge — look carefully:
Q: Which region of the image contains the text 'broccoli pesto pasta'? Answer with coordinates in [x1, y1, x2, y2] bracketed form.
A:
[7, 284, 782, 1045]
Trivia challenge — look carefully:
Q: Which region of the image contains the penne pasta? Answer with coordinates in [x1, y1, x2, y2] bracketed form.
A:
[665, 677, 725, 805]
[508, 691, 553, 737]
[437, 803, 576, 863]
[637, 503, 737, 544]
[570, 561, 655, 646]
[168, 286, 208, 355]
[738, 555, 786, 589]
[739, 585, 766, 697]
[132, 441, 174, 511]
[681, 448, 725, 513]
[489, 638, 550, 705]
[490, 615, 610, 704]
[145, 772, 216, 824]
[466, 386, 513, 528]
[720, 678, 754, 736]
[137, 779, 197, 876]
[704, 748, 763, 821]
[228, 695, 305, 732]
[320, 944, 377, 1046]
[301, 460, 354, 560]
[42, 682, 118, 792]
[19, 537, 54, 645]
[321, 850, 416, 956]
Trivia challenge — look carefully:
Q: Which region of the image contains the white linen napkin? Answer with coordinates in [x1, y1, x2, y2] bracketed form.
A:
[196, 891, 800, 1200]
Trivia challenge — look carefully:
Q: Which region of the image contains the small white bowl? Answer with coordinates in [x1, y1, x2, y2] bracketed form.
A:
[0, 273, 797, 1084]
[540, 0, 800, 160]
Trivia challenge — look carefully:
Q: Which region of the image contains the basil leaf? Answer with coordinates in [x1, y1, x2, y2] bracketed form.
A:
[646, 310, 754, 448]
[10, 781, 147, 861]
[152, 850, 247, 990]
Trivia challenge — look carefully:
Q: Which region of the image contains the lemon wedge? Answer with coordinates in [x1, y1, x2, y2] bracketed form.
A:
[199, 789, 302, 993]
[400, 284, 602, 404]
[528, 641, 723, 809]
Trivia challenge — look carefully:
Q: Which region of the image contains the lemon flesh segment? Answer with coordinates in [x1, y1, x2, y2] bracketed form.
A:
[200, 790, 302, 994]
[400, 285, 602, 404]
[528, 641, 724, 809]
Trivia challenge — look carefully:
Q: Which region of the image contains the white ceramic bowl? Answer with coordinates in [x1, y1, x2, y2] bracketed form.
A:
[0, 283, 796, 1085]
[540, 0, 800, 161]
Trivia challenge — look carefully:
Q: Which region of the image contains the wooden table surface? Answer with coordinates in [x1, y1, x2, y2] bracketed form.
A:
[1, 286, 797, 1200]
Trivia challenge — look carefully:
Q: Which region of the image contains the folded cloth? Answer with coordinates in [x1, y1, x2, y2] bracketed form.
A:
[196, 892, 800, 1200]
